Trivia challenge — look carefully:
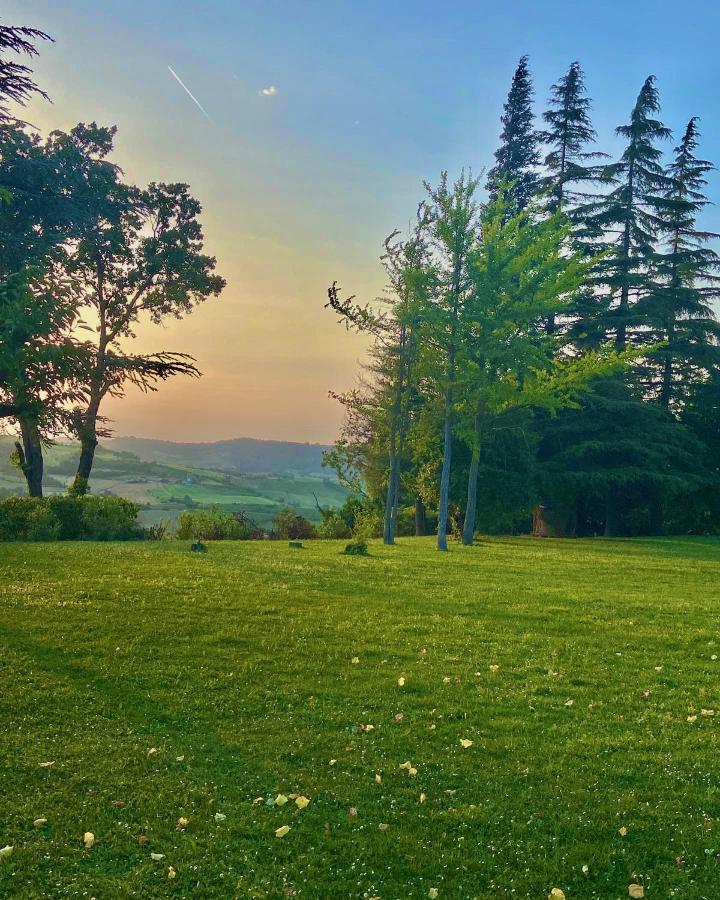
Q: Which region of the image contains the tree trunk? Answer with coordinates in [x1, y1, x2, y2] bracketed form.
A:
[603, 493, 618, 537]
[437, 391, 453, 552]
[17, 418, 43, 498]
[414, 495, 427, 536]
[462, 444, 480, 545]
[649, 494, 663, 535]
[382, 450, 400, 545]
[72, 385, 102, 494]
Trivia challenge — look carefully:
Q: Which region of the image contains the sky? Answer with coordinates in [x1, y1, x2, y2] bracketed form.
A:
[7, 0, 720, 443]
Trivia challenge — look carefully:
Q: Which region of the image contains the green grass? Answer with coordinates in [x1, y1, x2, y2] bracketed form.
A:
[1, 536, 719, 898]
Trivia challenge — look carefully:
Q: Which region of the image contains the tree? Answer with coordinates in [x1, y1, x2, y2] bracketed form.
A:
[0, 269, 87, 496]
[589, 76, 671, 351]
[538, 61, 604, 334]
[537, 377, 710, 536]
[641, 118, 720, 407]
[57, 124, 224, 493]
[0, 24, 52, 124]
[486, 56, 540, 214]
[326, 205, 434, 545]
[420, 171, 479, 550]
[458, 193, 625, 544]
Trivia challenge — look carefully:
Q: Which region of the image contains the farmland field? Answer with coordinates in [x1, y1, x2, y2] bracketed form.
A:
[1, 536, 719, 898]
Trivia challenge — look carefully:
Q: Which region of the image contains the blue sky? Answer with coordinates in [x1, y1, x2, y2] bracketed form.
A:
[7, 0, 720, 441]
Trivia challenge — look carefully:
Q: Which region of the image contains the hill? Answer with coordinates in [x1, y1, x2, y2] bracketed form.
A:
[0, 436, 348, 527]
[106, 436, 330, 475]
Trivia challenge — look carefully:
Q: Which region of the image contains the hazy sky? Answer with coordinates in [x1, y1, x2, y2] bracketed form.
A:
[7, 0, 720, 443]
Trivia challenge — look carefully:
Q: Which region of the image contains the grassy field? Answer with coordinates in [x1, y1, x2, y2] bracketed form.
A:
[1, 536, 719, 898]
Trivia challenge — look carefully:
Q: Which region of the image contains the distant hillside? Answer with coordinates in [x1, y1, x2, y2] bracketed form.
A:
[107, 436, 330, 475]
[0, 435, 347, 527]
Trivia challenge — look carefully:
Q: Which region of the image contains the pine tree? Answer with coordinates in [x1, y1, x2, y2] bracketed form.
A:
[589, 76, 671, 351]
[538, 61, 603, 333]
[539, 61, 600, 212]
[641, 118, 720, 407]
[486, 56, 540, 214]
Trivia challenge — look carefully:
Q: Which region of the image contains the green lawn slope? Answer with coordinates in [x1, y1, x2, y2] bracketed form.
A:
[1, 536, 719, 897]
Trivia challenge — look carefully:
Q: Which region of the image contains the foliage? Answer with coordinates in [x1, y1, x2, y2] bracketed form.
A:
[175, 507, 253, 541]
[0, 494, 140, 541]
[485, 55, 540, 213]
[271, 506, 317, 540]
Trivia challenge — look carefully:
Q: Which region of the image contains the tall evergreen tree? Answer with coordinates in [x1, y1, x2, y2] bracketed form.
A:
[641, 118, 720, 407]
[486, 56, 540, 214]
[538, 61, 603, 333]
[589, 76, 671, 351]
[539, 61, 600, 213]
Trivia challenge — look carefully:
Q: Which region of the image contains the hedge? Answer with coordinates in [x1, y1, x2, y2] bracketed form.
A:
[0, 495, 141, 541]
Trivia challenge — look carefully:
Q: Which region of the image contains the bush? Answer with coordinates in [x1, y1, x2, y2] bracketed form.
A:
[0, 495, 140, 541]
[343, 539, 368, 556]
[271, 507, 316, 540]
[317, 510, 351, 539]
[176, 507, 252, 541]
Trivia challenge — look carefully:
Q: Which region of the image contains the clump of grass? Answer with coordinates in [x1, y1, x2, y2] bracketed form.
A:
[343, 539, 368, 555]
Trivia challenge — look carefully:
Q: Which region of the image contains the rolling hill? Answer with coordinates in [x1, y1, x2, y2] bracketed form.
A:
[0, 435, 348, 528]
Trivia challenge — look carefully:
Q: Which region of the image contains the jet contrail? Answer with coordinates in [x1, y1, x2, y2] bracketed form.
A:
[167, 65, 211, 120]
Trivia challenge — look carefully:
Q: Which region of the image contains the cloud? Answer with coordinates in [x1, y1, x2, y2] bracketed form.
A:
[259, 85, 278, 97]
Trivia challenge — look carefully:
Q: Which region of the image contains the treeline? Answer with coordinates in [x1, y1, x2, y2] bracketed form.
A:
[326, 58, 720, 547]
[0, 25, 224, 498]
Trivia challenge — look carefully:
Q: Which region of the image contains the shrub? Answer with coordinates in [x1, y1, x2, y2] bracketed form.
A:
[317, 510, 351, 539]
[271, 507, 316, 540]
[0, 495, 140, 541]
[79, 496, 140, 540]
[343, 539, 368, 556]
[176, 507, 251, 541]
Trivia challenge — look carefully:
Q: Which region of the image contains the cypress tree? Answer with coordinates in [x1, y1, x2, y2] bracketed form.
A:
[589, 76, 671, 351]
[641, 118, 720, 407]
[486, 56, 540, 213]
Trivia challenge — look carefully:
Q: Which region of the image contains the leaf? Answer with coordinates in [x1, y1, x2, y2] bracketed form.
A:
[701, 708, 715, 717]
[582, 865, 589, 875]
[295, 796, 310, 809]
[460, 739, 473, 748]
[0, 845, 13, 860]
[378, 822, 389, 831]
[548, 891, 566, 900]
[429, 890, 439, 899]
[628, 885, 645, 899]
[168, 866, 177, 879]
[419, 793, 426, 803]
[38, 761, 55, 768]
[351, 657, 360, 664]
[177, 816, 188, 829]
[147, 747, 158, 757]
[398, 677, 406, 687]
[275, 794, 289, 806]
[151, 852, 165, 861]
[214, 812, 227, 822]
[275, 825, 290, 838]
[619, 826, 628, 837]
[374, 774, 382, 783]
[83, 832, 95, 849]
[489, 664, 500, 673]
[33, 818, 47, 827]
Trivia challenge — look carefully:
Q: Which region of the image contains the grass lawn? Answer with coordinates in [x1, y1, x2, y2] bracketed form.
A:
[1, 536, 719, 898]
